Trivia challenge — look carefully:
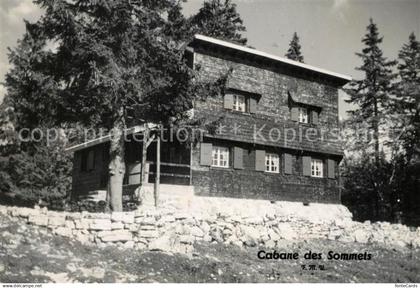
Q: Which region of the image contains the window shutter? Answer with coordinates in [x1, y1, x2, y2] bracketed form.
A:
[255, 150, 265, 171]
[302, 156, 311, 176]
[311, 110, 319, 125]
[328, 159, 335, 179]
[249, 98, 257, 113]
[233, 147, 243, 169]
[87, 150, 95, 171]
[224, 94, 233, 109]
[291, 107, 299, 121]
[284, 153, 293, 174]
[200, 143, 212, 166]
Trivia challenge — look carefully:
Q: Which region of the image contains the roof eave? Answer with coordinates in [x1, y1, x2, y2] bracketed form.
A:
[191, 34, 352, 86]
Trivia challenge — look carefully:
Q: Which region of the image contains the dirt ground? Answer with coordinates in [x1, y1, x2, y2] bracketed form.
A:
[0, 213, 419, 283]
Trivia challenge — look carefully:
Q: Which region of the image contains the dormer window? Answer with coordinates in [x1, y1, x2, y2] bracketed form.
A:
[224, 90, 259, 114]
[298, 107, 309, 123]
[291, 106, 319, 125]
[233, 94, 246, 112]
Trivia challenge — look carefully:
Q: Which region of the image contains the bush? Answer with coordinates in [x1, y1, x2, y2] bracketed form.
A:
[0, 129, 72, 208]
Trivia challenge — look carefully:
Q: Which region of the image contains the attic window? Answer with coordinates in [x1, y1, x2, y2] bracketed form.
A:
[298, 107, 308, 123]
[233, 94, 246, 112]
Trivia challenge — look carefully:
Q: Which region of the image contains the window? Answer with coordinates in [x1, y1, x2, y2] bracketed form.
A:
[311, 159, 323, 178]
[232, 94, 246, 112]
[265, 153, 279, 173]
[81, 149, 95, 172]
[298, 107, 309, 123]
[212, 146, 230, 168]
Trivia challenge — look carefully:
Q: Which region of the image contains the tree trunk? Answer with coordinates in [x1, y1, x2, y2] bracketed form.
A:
[373, 98, 380, 166]
[108, 114, 126, 212]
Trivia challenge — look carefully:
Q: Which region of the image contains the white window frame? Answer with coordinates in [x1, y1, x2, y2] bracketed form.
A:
[211, 146, 230, 168]
[232, 94, 246, 112]
[298, 107, 309, 123]
[311, 159, 323, 178]
[265, 153, 280, 173]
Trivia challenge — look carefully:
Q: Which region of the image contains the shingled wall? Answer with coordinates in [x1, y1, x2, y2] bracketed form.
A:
[190, 45, 344, 203]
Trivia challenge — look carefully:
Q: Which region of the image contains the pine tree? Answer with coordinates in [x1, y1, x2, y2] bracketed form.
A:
[285, 32, 304, 63]
[394, 32, 420, 162]
[344, 19, 397, 166]
[190, 0, 247, 45]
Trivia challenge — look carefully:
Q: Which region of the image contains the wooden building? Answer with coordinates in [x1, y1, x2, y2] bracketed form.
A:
[67, 34, 351, 204]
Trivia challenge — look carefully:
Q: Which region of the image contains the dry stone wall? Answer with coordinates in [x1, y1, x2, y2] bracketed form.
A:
[1, 199, 419, 254]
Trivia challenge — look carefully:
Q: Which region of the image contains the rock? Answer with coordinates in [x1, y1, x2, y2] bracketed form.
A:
[243, 216, 264, 225]
[74, 232, 91, 244]
[209, 227, 223, 242]
[111, 222, 124, 230]
[265, 239, 277, 249]
[160, 215, 175, 223]
[136, 217, 155, 225]
[268, 229, 280, 241]
[75, 218, 92, 229]
[54, 227, 72, 237]
[149, 235, 174, 251]
[123, 241, 135, 249]
[98, 230, 133, 242]
[139, 230, 159, 238]
[174, 213, 189, 220]
[111, 212, 134, 224]
[89, 219, 112, 231]
[28, 215, 48, 227]
[48, 216, 66, 227]
[179, 235, 194, 244]
[140, 224, 156, 231]
[65, 220, 75, 229]
[277, 223, 297, 240]
[201, 222, 211, 234]
[191, 226, 204, 238]
[353, 229, 369, 243]
[240, 226, 260, 247]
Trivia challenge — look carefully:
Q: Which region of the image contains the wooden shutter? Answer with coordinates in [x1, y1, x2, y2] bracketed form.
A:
[255, 150, 266, 171]
[200, 143, 212, 166]
[249, 97, 257, 113]
[302, 156, 311, 176]
[311, 110, 319, 125]
[87, 150, 95, 171]
[224, 93, 233, 109]
[291, 107, 299, 121]
[233, 147, 243, 169]
[284, 153, 293, 174]
[328, 159, 335, 179]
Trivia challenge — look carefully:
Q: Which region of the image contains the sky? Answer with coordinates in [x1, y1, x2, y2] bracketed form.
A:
[0, 0, 419, 118]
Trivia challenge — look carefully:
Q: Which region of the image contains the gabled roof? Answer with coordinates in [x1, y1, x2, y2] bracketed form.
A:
[190, 34, 352, 86]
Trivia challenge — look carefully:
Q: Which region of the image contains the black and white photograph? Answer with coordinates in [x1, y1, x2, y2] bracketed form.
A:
[0, 0, 419, 285]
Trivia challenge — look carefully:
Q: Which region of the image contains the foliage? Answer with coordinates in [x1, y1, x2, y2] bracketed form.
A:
[0, 125, 72, 208]
[2, 0, 248, 210]
[285, 32, 304, 63]
[344, 19, 397, 164]
[342, 25, 420, 225]
[189, 0, 247, 45]
[341, 153, 395, 222]
[393, 32, 420, 163]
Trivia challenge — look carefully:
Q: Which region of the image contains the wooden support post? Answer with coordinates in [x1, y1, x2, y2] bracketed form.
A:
[140, 129, 149, 186]
[154, 133, 160, 207]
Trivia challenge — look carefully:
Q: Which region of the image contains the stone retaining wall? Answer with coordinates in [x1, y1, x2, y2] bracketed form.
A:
[1, 199, 419, 254]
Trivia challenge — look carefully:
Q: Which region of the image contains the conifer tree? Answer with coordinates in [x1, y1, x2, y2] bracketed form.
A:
[394, 32, 420, 162]
[345, 19, 397, 165]
[190, 0, 247, 45]
[3, 0, 245, 211]
[285, 32, 304, 63]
